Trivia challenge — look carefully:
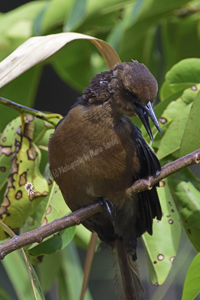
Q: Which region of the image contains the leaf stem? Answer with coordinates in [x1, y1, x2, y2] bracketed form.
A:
[0, 97, 63, 127]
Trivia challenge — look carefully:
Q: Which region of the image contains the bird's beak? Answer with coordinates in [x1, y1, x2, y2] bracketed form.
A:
[133, 101, 162, 143]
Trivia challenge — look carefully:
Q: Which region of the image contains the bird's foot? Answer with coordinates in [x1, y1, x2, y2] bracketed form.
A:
[98, 197, 116, 227]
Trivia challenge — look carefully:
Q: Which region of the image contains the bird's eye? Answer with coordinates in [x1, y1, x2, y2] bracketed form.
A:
[124, 87, 132, 95]
[123, 85, 137, 100]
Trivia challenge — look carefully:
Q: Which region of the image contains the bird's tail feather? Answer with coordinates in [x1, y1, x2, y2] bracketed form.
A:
[112, 239, 146, 300]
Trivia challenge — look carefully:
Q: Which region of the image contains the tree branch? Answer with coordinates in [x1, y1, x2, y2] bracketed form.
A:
[126, 148, 200, 195]
[0, 203, 102, 260]
[0, 148, 199, 259]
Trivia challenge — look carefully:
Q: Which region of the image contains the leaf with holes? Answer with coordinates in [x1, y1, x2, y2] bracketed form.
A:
[142, 179, 181, 285]
[160, 58, 200, 101]
[0, 116, 49, 240]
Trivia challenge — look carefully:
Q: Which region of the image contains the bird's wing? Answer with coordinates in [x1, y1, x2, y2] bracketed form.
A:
[131, 124, 162, 236]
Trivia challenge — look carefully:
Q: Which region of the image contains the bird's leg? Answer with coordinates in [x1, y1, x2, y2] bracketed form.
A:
[98, 197, 116, 227]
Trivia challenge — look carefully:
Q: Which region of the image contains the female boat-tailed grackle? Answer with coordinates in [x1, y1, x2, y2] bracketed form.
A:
[48, 61, 162, 300]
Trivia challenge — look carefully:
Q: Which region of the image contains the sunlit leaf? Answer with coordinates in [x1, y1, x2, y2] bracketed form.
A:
[157, 103, 192, 160]
[160, 58, 200, 100]
[179, 91, 200, 157]
[182, 253, 200, 300]
[160, 81, 189, 102]
[0, 1, 46, 60]
[0, 118, 21, 205]
[0, 117, 49, 239]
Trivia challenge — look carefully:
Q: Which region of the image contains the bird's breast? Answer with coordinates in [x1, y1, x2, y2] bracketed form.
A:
[48, 105, 140, 211]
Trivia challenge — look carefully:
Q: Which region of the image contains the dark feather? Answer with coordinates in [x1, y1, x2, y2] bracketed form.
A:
[131, 125, 162, 236]
[112, 239, 146, 300]
[80, 70, 113, 104]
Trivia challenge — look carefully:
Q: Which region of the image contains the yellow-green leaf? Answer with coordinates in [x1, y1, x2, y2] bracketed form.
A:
[0, 117, 48, 239]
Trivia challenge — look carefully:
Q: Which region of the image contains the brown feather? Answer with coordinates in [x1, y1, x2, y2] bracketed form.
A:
[48, 61, 162, 299]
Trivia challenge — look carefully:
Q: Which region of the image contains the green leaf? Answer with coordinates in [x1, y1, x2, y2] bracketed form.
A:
[155, 90, 183, 117]
[52, 40, 99, 91]
[142, 180, 181, 285]
[58, 242, 93, 300]
[160, 58, 200, 101]
[161, 14, 200, 79]
[0, 118, 49, 240]
[0, 2, 46, 60]
[75, 224, 92, 248]
[167, 58, 200, 86]
[157, 103, 192, 160]
[120, 0, 189, 61]
[41, 181, 71, 224]
[182, 253, 200, 300]
[168, 172, 200, 252]
[38, 0, 74, 35]
[64, 0, 87, 31]
[28, 180, 75, 256]
[37, 253, 62, 294]
[0, 287, 12, 300]
[2, 252, 36, 300]
[21, 249, 45, 300]
[129, 0, 189, 27]
[154, 84, 200, 155]
[179, 91, 200, 157]
[181, 84, 200, 105]
[33, 3, 50, 36]
[160, 81, 189, 101]
[29, 227, 76, 256]
[0, 117, 21, 196]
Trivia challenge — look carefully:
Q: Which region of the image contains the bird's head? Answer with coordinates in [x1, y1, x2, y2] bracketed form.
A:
[109, 61, 161, 142]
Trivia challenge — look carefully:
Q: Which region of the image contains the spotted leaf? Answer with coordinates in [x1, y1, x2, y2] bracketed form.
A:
[142, 179, 181, 285]
[0, 118, 49, 239]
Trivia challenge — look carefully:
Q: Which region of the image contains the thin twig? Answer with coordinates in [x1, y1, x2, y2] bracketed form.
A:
[0, 148, 200, 259]
[0, 203, 102, 260]
[80, 232, 98, 300]
[126, 148, 200, 195]
[0, 97, 63, 127]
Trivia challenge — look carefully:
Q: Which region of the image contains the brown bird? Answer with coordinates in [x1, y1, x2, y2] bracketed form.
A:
[48, 61, 162, 300]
